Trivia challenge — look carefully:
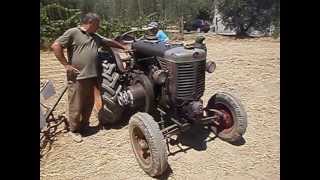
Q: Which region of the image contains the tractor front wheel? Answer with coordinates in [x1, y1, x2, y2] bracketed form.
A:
[206, 92, 247, 142]
[129, 112, 168, 177]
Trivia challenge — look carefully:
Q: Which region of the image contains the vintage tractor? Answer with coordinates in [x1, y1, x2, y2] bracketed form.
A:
[96, 30, 247, 177]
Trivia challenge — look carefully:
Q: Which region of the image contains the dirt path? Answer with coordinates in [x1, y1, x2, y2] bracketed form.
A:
[40, 34, 280, 180]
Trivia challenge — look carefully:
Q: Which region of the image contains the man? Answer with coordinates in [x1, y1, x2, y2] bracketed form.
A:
[51, 13, 127, 142]
[147, 21, 169, 42]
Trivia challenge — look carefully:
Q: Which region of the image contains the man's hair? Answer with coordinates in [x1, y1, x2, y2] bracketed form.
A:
[81, 13, 100, 24]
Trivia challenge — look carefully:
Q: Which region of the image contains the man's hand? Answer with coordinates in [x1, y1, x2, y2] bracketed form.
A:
[64, 64, 80, 74]
[65, 64, 80, 82]
[51, 41, 75, 73]
[123, 47, 132, 53]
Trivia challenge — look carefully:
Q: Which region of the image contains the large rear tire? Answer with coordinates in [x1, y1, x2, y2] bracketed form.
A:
[129, 112, 168, 177]
[207, 92, 247, 142]
[98, 52, 124, 124]
[132, 74, 154, 113]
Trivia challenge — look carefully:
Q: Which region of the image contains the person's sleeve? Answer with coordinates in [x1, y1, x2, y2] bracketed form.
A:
[163, 31, 169, 41]
[95, 33, 112, 47]
[160, 31, 169, 42]
[156, 32, 161, 40]
[55, 28, 75, 48]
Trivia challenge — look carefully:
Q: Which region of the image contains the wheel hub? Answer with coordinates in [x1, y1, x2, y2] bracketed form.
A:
[216, 105, 234, 132]
[220, 109, 233, 129]
[207, 103, 235, 133]
[138, 138, 148, 150]
[133, 127, 151, 166]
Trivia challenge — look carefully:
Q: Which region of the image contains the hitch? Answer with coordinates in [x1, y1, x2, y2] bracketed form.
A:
[200, 108, 226, 126]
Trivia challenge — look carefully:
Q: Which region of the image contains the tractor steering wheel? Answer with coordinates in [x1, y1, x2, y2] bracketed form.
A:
[115, 29, 148, 44]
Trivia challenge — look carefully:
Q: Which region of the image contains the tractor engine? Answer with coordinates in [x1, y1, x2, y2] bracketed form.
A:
[117, 40, 214, 122]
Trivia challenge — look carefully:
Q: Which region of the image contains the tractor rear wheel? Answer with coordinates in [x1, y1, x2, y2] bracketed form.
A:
[98, 58, 124, 125]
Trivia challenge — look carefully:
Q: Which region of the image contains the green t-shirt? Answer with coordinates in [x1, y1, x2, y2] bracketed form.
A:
[56, 27, 108, 80]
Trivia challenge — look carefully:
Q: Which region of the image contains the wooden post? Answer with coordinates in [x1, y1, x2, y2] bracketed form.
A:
[179, 16, 184, 40]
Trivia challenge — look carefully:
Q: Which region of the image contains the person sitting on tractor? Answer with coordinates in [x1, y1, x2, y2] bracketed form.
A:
[146, 21, 169, 43]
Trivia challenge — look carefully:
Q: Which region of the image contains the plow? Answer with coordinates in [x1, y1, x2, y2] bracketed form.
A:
[40, 80, 68, 154]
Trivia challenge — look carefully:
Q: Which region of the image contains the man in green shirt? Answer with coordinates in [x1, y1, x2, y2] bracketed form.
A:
[51, 13, 127, 142]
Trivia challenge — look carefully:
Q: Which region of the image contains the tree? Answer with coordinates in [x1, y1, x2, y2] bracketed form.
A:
[197, 7, 211, 20]
[137, 0, 144, 17]
[270, 0, 280, 37]
[217, 0, 278, 36]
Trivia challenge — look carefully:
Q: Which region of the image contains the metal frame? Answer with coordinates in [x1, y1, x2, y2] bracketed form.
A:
[156, 106, 224, 154]
[40, 81, 68, 152]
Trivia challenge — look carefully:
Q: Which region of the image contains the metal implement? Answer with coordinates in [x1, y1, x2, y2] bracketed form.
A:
[40, 80, 68, 154]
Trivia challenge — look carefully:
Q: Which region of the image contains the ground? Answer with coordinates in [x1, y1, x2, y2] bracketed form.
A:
[40, 33, 280, 180]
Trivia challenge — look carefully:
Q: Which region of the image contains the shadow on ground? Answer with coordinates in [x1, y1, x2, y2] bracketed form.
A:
[100, 109, 133, 130]
[166, 124, 246, 157]
[155, 165, 173, 180]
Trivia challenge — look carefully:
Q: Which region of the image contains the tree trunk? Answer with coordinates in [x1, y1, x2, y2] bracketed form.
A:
[163, 0, 166, 20]
[178, 0, 184, 38]
[209, 0, 215, 22]
[179, 16, 184, 34]
[137, 0, 144, 17]
[112, 0, 117, 17]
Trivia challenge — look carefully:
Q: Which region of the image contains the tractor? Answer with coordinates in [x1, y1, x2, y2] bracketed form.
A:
[96, 30, 247, 177]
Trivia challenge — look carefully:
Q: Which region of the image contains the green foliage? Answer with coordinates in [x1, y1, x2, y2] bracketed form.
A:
[40, 0, 280, 49]
[98, 18, 131, 38]
[40, 3, 81, 49]
[197, 7, 211, 20]
[40, 2, 169, 49]
[271, 0, 280, 38]
[271, 20, 280, 39]
[217, 0, 279, 36]
[98, 14, 169, 39]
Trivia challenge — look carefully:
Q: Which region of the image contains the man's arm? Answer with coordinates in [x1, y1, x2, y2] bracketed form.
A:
[51, 42, 79, 72]
[102, 38, 128, 50]
[51, 42, 68, 66]
[51, 28, 79, 72]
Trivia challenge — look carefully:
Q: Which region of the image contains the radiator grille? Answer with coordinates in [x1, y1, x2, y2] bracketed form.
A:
[159, 58, 206, 100]
[176, 61, 205, 99]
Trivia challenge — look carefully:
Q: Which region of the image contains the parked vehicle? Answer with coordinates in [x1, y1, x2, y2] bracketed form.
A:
[184, 19, 210, 33]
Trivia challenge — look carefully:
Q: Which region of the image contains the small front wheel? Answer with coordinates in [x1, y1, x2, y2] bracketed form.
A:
[129, 112, 168, 177]
[207, 92, 247, 142]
